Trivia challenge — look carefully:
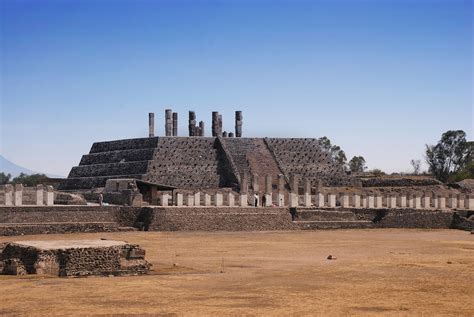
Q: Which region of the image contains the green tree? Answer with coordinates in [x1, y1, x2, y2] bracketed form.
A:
[349, 156, 367, 173]
[425, 130, 472, 182]
[318, 137, 347, 167]
[11, 173, 50, 187]
[0, 172, 11, 185]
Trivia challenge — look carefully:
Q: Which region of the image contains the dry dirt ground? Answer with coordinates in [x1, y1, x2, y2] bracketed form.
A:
[1, 229, 473, 316]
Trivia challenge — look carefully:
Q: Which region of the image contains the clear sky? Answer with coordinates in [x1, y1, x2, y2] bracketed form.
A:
[1, 0, 472, 176]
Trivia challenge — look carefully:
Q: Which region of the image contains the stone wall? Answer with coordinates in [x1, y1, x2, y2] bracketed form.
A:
[145, 207, 297, 231]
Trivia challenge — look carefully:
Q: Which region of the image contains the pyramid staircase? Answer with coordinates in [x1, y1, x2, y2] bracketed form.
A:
[293, 209, 374, 229]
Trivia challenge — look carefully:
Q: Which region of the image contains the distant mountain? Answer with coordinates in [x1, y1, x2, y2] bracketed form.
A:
[0, 155, 64, 178]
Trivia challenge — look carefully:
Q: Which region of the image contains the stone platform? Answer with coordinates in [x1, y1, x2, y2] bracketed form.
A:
[0, 239, 151, 277]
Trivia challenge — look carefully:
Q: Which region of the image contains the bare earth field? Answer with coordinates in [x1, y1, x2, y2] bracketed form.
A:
[1, 229, 473, 316]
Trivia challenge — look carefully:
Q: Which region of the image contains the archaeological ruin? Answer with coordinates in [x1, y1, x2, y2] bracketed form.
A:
[0, 109, 473, 236]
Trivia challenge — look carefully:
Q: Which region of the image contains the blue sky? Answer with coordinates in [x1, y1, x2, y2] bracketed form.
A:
[1, 0, 472, 176]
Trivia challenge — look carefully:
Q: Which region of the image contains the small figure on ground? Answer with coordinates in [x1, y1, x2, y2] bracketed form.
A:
[262, 195, 267, 207]
[254, 194, 259, 207]
[98, 193, 104, 206]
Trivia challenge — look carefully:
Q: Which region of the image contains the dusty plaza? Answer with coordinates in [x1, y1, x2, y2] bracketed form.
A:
[0, 229, 473, 316]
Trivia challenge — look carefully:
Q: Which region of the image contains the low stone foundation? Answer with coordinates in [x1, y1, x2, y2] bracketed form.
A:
[0, 240, 151, 277]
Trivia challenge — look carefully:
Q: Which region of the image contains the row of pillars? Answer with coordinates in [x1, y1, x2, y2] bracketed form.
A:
[0, 184, 54, 206]
[148, 110, 243, 138]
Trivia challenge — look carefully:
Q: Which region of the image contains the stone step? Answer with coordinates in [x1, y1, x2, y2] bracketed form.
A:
[0, 222, 120, 236]
[293, 220, 374, 230]
[295, 210, 357, 221]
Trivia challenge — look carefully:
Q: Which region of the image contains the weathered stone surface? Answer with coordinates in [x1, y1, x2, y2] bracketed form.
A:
[0, 240, 151, 277]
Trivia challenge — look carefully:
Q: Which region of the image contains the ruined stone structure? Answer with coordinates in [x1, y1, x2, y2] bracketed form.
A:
[0, 240, 150, 277]
[59, 136, 355, 191]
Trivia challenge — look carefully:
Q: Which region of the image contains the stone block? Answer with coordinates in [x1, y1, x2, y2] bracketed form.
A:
[4, 184, 13, 206]
[227, 193, 235, 207]
[361, 195, 367, 208]
[353, 194, 361, 208]
[194, 192, 201, 206]
[239, 194, 248, 207]
[466, 195, 474, 210]
[35, 184, 44, 206]
[368, 196, 374, 209]
[176, 193, 183, 206]
[289, 193, 298, 207]
[316, 193, 324, 208]
[160, 193, 170, 206]
[398, 196, 407, 208]
[264, 194, 272, 207]
[341, 194, 349, 208]
[375, 196, 382, 208]
[45, 186, 54, 206]
[328, 194, 336, 208]
[388, 196, 397, 209]
[439, 196, 446, 210]
[204, 193, 211, 206]
[422, 196, 431, 209]
[408, 195, 414, 208]
[215, 193, 223, 206]
[278, 193, 285, 207]
[185, 194, 194, 207]
[448, 195, 457, 209]
[14, 184, 23, 206]
[304, 193, 311, 207]
[414, 196, 421, 209]
[457, 195, 465, 209]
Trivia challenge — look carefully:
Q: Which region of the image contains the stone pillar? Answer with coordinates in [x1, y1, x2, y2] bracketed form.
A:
[448, 194, 457, 209]
[45, 186, 54, 206]
[148, 112, 155, 137]
[408, 194, 415, 208]
[432, 194, 438, 210]
[317, 193, 325, 208]
[218, 114, 223, 136]
[439, 196, 446, 210]
[165, 109, 173, 136]
[398, 195, 407, 208]
[14, 184, 23, 206]
[188, 111, 196, 136]
[204, 193, 211, 206]
[328, 194, 336, 208]
[264, 175, 272, 206]
[457, 195, 465, 209]
[235, 111, 243, 137]
[465, 195, 474, 210]
[227, 192, 235, 207]
[160, 193, 170, 206]
[414, 195, 421, 209]
[388, 195, 397, 209]
[36, 184, 44, 206]
[277, 174, 285, 207]
[199, 121, 205, 136]
[252, 174, 259, 193]
[4, 184, 13, 206]
[341, 194, 349, 208]
[361, 195, 367, 208]
[353, 194, 361, 208]
[194, 192, 201, 206]
[375, 195, 382, 208]
[368, 196, 375, 209]
[211, 112, 222, 137]
[289, 192, 298, 207]
[241, 172, 249, 194]
[215, 193, 223, 206]
[176, 193, 183, 206]
[239, 193, 248, 207]
[303, 179, 311, 207]
[422, 195, 431, 209]
[172, 112, 178, 136]
[186, 194, 194, 206]
[290, 175, 299, 193]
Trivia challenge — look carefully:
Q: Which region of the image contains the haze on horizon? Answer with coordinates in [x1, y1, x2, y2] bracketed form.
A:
[0, 0, 472, 177]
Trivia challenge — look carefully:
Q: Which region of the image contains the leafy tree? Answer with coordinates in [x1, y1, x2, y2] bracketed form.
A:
[0, 172, 11, 185]
[425, 130, 472, 182]
[318, 137, 347, 167]
[410, 159, 421, 175]
[11, 173, 50, 187]
[349, 156, 367, 173]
